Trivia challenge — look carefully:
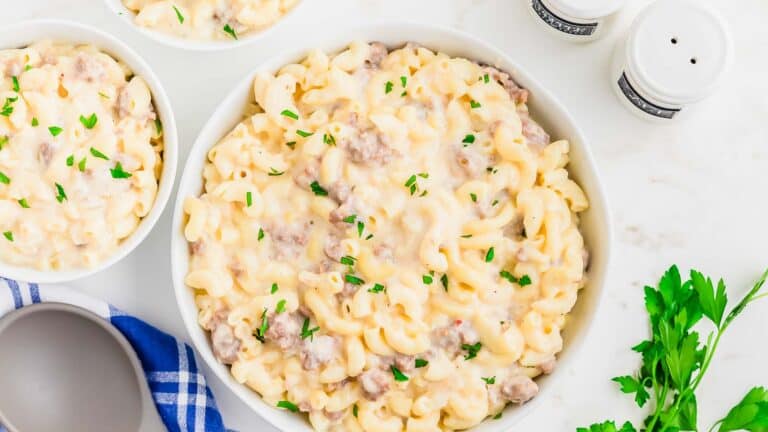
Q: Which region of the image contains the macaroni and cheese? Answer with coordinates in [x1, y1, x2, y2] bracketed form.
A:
[0, 41, 164, 270]
[184, 42, 589, 431]
[122, 0, 300, 41]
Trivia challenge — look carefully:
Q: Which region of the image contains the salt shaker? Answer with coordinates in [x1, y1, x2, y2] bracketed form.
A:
[526, 0, 626, 42]
[611, 0, 733, 122]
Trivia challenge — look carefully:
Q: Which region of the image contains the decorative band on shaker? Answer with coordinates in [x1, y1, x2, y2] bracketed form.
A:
[617, 72, 681, 119]
[531, 0, 599, 36]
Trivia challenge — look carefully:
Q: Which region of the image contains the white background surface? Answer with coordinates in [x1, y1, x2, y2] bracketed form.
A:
[8, 0, 768, 430]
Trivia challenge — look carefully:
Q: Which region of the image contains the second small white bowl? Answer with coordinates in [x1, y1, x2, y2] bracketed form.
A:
[0, 19, 178, 284]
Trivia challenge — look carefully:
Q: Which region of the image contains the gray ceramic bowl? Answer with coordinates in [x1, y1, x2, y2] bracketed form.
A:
[0, 303, 164, 432]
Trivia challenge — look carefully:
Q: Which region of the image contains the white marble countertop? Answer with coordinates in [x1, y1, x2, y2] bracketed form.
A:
[8, 0, 768, 430]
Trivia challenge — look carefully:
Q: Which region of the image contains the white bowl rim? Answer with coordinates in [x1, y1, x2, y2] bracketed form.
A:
[102, 0, 309, 51]
[171, 21, 613, 431]
[0, 19, 178, 284]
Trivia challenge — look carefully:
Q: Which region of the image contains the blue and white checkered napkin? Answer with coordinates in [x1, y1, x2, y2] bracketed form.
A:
[0, 278, 228, 432]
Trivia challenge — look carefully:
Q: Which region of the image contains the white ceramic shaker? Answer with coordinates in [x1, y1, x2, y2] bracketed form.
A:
[526, 0, 626, 42]
[611, 0, 733, 122]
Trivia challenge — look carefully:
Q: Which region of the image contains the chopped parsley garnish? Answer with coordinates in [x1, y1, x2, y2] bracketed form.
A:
[286, 141, 296, 149]
[90, 147, 109, 160]
[296, 129, 313, 138]
[470, 193, 477, 202]
[79, 113, 98, 129]
[462, 134, 475, 145]
[1, 96, 17, 116]
[340, 255, 356, 266]
[55, 183, 67, 203]
[267, 167, 284, 176]
[462, 342, 482, 360]
[31, 117, 38, 126]
[422, 274, 433, 285]
[48, 126, 63, 137]
[246, 191, 253, 207]
[356, 220, 364, 238]
[365, 233, 373, 240]
[275, 299, 286, 314]
[345, 274, 365, 285]
[483, 73, 490, 84]
[77, 157, 86, 172]
[368, 283, 386, 293]
[482, 376, 496, 385]
[280, 109, 298, 120]
[276, 400, 298, 412]
[404, 173, 428, 196]
[98, 91, 109, 99]
[487, 166, 498, 174]
[310, 181, 327, 196]
[11, 76, 19, 92]
[110, 162, 132, 179]
[385, 81, 394, 94]
[415, 358, 429, 368]
[391, 365, 409, 382]
[493, 412, 503, 420]
[470, 100, 482, 109]
[353, 404, 359, 418]
[223, 24, 238, 39]
[66, 155, 75, 167]
[499, 270, 532, 286]
[460, 234, 473, 238]
[0, 171, 9, 185]
[323, 133, 336, 146]
[492, 199, 499, 206]
[17, 198, 29, 209]
[0, 135, 6, 150]
[154, 118, 162, 135]
[172, 5, 184, 24]
[2, 231, 12, 242]
[24, 65, 32, 72]
[300, 317, 320, 340]
[271, 282, 278, 294]
[441, 274, 449, 291]
[342, 214, 356, 224]
[258, 227, 265, 241]
[400, 76, 408, 87]
[254, 307, 268, 342]
[485, 247, 495, 262]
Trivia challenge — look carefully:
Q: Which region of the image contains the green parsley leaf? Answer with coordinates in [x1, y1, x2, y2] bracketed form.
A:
[422, 274, 433, 285]
[271, 283, 278, 294]
[460, 234, 473, 238]
[246, 191, 253, 207]
[461, 342, 481, 360]
[79, 113, 98, 129]
[576, 421, 636, 432]
[691, 270, 728, 327]
[391, 365, 409, 382]
[612, 376, 650, 407]
[258, 227, 265, 241]
[1, 96, 17, 116]
[2, 231, 12, 242]
[110, 162, 132, 179]
[254, 307, 268, 342]
[90, 147, 109, 160]
[17, 198, 29, 208]
[482, 376, 496, 385]
[296, 129, 313, 138]
[470, 100, 481, 109]
[405, 175, 417, 188]
[492, 199, 499, 206]
[172, 5, 184, 24]
[31, 117, 38, 127]
[154, 118, 163, 135]
[280, 109, 298, 120]
[310, 181, 328, 196]
[353, 404, 359, 418]
[323, 133, 336, 146]
[500, 270, 531, 286]
[276, 400, 298, 412]
[518, 275, 532, 286]
[493, 412, 503, 420]
[66, 155, 75, 167]
[55, 183, 67, 203]
[0, 136, 7, 150]
[415, 358, 428, 368]
[275, 299, 286, 314]
[470, 193, 477, 202]
[24, 65, 32, 72]
[385, 81, 394, 94]
[268, 167, 284, 176]
[483, 73, 490, 84]
[717, 386, 768, 432]
[365, 233, 373, 240]
[223, 24, 238, 39]
[368, 283, 386, 293]
[345, 274, 365, 285]
[78, 157, 87, 172]
[300, 317, 320, 340]
[441, 274, 449, 291]
[48, 126, 63, 137]
[0, 171, 9, 185]
[342, 214, 356, 224]
[357, 220, 364, 238]
[462, 134, 475, 144]
[400, 76, 408, 87]
[12, 76, 20, 92]
[286, 141, 296, 149]
[485, 247, 495, 263]
[340, 255, 356, 266]
[98, 91, 110, 99]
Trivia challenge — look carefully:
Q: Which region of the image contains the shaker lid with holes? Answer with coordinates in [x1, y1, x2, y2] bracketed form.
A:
[548, 0, 626, 20]
[625, 0, 733, 105]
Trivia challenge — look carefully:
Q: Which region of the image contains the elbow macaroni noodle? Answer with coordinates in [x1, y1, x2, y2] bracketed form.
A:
[122, 0, 301, 41]
[0, 41, 163, 270]
[184, 42, 589, 431]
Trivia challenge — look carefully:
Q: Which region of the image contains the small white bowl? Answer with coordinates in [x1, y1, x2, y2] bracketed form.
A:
[0, 19, 178, 284]
[103, 0, 308, 51]
[171, 22, 612, 431]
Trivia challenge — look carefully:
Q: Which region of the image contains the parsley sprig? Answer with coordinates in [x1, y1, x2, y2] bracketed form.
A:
[579, 265, 768, 432]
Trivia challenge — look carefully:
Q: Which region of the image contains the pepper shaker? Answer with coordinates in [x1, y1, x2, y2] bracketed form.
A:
[527, 0, 626, 42]
[611, 0, 733, 121]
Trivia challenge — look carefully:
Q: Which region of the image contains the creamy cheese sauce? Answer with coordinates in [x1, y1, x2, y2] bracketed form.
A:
[184, 41, 589, 431]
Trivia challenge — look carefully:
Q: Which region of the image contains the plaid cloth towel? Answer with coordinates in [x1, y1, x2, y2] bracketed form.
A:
[0, 278, 228, 432]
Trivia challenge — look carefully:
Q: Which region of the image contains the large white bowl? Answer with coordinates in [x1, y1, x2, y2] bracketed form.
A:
[0, 19, 178, 284]
[103, 0, 308, 51]
[171, 23, 612, 431]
